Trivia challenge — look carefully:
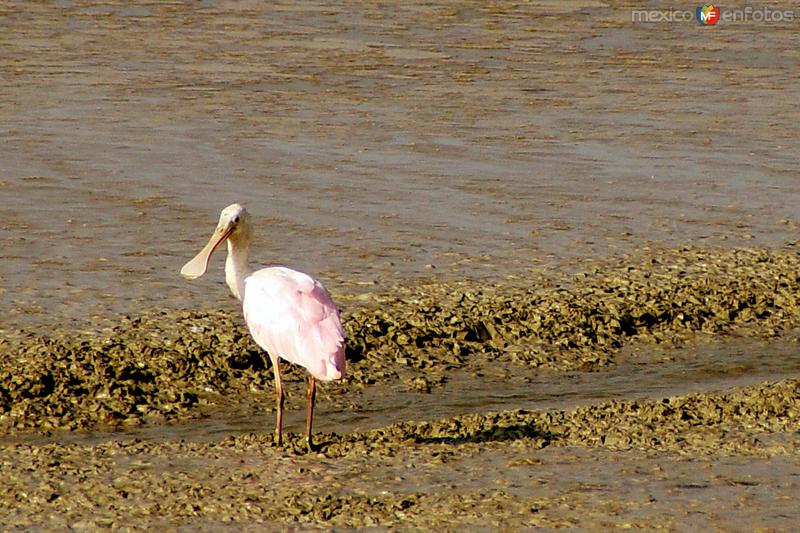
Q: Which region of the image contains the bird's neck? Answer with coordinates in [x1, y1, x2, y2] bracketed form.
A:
[225, 239, 252, 301]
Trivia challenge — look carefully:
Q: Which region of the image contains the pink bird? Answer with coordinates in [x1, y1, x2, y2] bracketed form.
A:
[180, 203, 346, 451]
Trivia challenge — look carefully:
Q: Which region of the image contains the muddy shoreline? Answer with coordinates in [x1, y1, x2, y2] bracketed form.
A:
[1, 377, 798, 529]
[1, 245, 799, 529]
[2, 245, 798, 434]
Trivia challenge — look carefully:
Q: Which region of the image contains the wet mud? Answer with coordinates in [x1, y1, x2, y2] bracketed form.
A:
[1, 246, 800, 529]
[2, 246, 798, 434]
[1, 377, 798, 530]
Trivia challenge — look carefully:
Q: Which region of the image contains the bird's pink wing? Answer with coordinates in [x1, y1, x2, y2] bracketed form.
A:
[242, 267, 345, 381]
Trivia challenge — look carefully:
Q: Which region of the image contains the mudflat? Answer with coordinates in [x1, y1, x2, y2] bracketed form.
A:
[2, 246, 799, 529]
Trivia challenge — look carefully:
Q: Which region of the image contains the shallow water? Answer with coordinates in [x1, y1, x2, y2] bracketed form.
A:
[1, 0, 799, 329]
[241, 336, 800, 436]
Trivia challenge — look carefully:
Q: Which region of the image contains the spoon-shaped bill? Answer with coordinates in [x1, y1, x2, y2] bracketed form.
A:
[180, 227, 231, 279]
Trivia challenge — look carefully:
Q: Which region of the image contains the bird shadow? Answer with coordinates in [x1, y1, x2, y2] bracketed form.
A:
[411, 422, 554, 447]
[268, 422, 554, 457]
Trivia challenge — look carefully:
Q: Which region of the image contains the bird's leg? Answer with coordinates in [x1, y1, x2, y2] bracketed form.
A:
[306, 375, 316, 452]
[272, 357, 284, 446]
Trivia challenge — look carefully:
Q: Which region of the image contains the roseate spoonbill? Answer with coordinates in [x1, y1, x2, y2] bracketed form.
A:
[180, 203, 346, 451]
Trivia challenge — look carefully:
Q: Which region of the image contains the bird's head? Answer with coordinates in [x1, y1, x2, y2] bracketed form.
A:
[218, 203, 252, 243]
[180, 203, 252, 279]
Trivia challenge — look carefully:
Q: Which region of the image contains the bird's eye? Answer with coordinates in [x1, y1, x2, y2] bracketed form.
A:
[233, 216, 240, 224]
